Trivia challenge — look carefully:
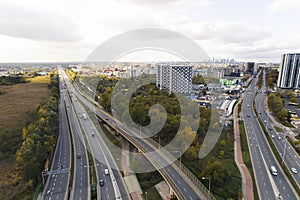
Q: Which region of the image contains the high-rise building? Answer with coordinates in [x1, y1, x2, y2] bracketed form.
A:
[246, 62, 255, 74]
[156, 64, 193, 94]
[277, 53, 300, 89]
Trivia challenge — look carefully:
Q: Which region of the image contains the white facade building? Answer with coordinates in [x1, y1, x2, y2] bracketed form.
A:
[156, 64, 193, 94]
[277, 53, 300, 89]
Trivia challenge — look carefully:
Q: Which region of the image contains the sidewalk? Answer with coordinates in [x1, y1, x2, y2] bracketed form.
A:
[121, 137, 143, 200]
[233, 99, 254, 200]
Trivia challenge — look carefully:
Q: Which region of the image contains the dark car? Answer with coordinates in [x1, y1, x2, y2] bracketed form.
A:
[77, 154, 81, 159]
[99, 179, 104, 186]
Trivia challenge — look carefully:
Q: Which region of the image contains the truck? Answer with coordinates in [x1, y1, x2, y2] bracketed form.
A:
[270, 165, 278, 176]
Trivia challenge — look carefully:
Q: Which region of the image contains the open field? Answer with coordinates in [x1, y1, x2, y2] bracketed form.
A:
[0, 76, 50, 200]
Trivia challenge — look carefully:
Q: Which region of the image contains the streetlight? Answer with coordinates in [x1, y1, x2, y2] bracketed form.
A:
[202, 177, 211, 200]
[171, 151, 181, 170]
[154, 135, 161, 149]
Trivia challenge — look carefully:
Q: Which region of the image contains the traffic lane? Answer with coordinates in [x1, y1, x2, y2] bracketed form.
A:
[44, 98, 71, 199]
[77, 107, 127, 200]
[256, 93, 300, 185]
[83, 126, 116, 200]
[244, 116, 275, 199]
[250, 115, 296, 199]
[130, 137, 202, 199]
[73, 80, 207, 199]
[66, 100, 89, 199]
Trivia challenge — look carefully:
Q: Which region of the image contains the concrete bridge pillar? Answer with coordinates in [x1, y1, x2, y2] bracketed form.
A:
[169, 187, 175, 199]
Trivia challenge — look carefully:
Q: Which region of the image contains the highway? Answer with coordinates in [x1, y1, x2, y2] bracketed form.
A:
[255, 70, 300, 189]
[42, 72, 71, 200]
[242, 71, 297, 199]
[71, 95, 129, 200]
[64, 80, 90, 199]
[71, 76, 211, 200]
[63, 71, 129, 200]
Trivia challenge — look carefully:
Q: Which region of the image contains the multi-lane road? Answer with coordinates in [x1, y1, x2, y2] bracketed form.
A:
[242, 71, 298, 199]
[64, 71, 129, 200]
[65, 91, 90, 200]
[255, 71, 300, 189]
[42, 73, 71, 200]
[71, 75, 211, 199]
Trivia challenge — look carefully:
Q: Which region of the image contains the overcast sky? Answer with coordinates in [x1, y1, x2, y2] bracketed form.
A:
[0, 0, 299, 63]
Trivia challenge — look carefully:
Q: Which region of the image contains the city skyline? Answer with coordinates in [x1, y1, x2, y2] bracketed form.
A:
[0, 0, 300, 63]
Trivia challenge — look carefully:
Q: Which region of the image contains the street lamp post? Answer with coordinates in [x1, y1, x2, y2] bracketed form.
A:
[202, 177, 211, 200]
[154, 135, 161, 149]
[172, 151, 181, 170]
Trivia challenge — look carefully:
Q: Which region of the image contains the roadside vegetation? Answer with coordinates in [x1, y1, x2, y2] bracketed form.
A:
[268, 92, 291, 126]
[286, 136, 300, 155]
[91, 74, 242, 199]
[257, 72, 263, 89]
[0, 73, 59, 199]
[265, 69, 278, 90]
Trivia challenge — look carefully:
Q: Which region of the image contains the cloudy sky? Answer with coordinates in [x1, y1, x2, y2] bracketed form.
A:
[0, 0, 299, 63]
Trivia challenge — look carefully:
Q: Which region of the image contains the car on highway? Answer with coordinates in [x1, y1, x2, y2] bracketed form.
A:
[270, 165, 278, 176]
[278, 136, 281, 140]
[247, 104, 250, 107]
[77, 154, 81, 159]
[291, 167, 298, 174]
[264, 120, 267, 123]
[99, 179, 104, 186]
[104, 168, 109, 175]
[271, 135, 275, 139]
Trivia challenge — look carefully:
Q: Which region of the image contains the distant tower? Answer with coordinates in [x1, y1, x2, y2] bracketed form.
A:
[156, 64, 193, 95]
[246, 62, 255, 75]
[277, 53, 300, 89]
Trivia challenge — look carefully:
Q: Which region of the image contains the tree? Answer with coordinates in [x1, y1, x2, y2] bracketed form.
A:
[219, 150, 225, 158]
[220, 140, 226, 147]
[200, 160, 228, 185]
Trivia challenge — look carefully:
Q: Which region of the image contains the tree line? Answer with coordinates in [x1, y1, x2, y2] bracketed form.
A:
[0, 76, 28, 85]
[16, 73, 59, 185]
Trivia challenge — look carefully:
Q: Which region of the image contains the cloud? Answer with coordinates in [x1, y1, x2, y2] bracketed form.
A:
[125, 0, 213, 8]
[200, 34, 300, 62]
[179, 21, 271, 43]
[268, 0, 300, 12]
[0, 3, 82, 42]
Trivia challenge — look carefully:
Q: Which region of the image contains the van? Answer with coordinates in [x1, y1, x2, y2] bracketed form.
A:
[270, 165, 278, 176]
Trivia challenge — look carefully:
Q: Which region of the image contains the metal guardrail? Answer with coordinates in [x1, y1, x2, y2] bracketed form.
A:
[71, 80, 214, 200]
[145, 137, 215, 200]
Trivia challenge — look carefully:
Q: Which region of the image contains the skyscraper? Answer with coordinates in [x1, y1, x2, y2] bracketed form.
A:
[156, 64, 193, 95]
[277, 53, 300, 89]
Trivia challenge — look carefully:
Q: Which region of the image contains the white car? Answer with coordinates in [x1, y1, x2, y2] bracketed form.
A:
[271, 135, 275, 139]
[291, 167, 298, 174]
[104, 168, 109, 175]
